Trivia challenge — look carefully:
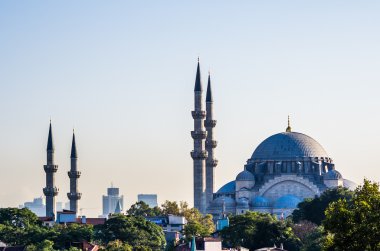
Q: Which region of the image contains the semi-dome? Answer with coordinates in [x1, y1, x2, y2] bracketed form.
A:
[274, 195, 302, 209]
[323, 170, 342, 180]
[236, 170, 255, 181]
[251, 132, 329, 160]
[211, 196, 235, 207]
[217, 181, 235, 194]
[252, 196, 270, 207]
[343, 179, 358, 190]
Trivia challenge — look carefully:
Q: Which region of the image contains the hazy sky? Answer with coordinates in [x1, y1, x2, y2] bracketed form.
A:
[1, 1, 379, 216]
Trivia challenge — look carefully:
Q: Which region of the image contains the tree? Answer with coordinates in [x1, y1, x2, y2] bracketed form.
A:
[161, 201, 180, 215]
[0, 208, 51, 246]
[324, 179, 380, 250]
[95, 214, 165, 250]
[53, 223, 94, 249]
[220, 211, 301, 251]
[102, 240, 132, 251]
[127, 201, 162, 217]
[26, 240, 55, 251]
[292, 187, 353, 225]
[183, 208, 214, 239]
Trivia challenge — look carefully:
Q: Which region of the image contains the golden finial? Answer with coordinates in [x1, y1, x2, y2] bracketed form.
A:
[286, 115, 292, 132]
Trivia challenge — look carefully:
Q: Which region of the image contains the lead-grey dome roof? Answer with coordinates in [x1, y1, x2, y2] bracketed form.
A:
[251, 132, 328, 160]
[323, 170, 342, 180]
[236, 170, 255, 181]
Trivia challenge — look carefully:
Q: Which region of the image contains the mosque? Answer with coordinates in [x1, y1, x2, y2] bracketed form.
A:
[190, 60, 357, 218]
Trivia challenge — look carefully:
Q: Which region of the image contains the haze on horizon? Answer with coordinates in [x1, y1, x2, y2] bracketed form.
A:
[0, 1, 379, 217]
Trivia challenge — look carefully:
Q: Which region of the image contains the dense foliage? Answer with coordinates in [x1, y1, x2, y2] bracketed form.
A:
[94, 214, 166, 250]
[292, 187, 354, 225]
[323, 179, 380, 250]
[220, 211, 302, 251]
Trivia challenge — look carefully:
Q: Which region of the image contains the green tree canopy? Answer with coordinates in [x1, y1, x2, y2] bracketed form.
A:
[220, 211, 301, 251]
[127, 201, 162, 217]
[183, 208, 214, 239]
[324, 179, 380, 250]
[53, 223, 94, 249]
[95, 214, 165, 250]
[292, 187, 353, 225]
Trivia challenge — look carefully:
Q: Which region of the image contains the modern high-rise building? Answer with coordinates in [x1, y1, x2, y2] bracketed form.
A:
[20, 198, 69, 217]
[102, 186, 124, 216]
[138, 194, 158, 208]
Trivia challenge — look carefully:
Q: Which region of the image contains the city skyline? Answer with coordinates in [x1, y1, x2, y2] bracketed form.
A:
[1, 1, 380, 217]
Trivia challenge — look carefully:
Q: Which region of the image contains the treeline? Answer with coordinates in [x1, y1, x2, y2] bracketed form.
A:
[0, 200, 214, 250]
[220, 179, 380, 251]
[1, 179, 380, 250]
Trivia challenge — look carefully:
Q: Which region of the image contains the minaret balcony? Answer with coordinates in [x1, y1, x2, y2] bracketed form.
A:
[192, 110, 206, 119]
[44, 165, 58, 173]
[207, 159, 219, 167]
[191, 130, 207, 139]
[68, 171, 81, 178]
[206, 140, 218, 148]
[204, 120, 217, 128]
[191, 150, 208, 160]
[43, 187, 59, 196]
[67, 192, 82, 200]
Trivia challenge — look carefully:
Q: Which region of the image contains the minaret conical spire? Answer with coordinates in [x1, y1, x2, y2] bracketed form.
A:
[47, 121, 54, 151]
[206, 72, 213, 102]
[194, 59, 202, 92]
[70, 130, 78, 159]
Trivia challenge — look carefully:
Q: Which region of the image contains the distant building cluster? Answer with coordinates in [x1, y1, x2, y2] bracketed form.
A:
[102, 186, 124, 217]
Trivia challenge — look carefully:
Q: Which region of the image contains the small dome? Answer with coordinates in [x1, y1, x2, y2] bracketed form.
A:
[343, 179, 358, 190]
[211, 196, 235, 207]
[217, 181, 235, 194]
[323, 170, 343, 180]
[236, 170, 255, 181]
[252, 196, 270, 208]
[237, 197, 249, 208]
[274, 195, 301, 209]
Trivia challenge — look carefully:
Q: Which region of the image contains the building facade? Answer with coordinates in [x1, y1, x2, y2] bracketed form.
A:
[102, 186, 124, 216]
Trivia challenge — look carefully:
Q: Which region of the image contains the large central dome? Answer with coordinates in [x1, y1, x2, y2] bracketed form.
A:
[251, 132, 328, 160]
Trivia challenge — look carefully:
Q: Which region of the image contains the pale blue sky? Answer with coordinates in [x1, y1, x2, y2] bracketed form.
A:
[1, 1, 379, 216]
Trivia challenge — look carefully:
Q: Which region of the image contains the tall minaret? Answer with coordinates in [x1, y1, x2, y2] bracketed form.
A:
[67, 130, 82, 214]
[43, 121, 59, 219]
[205, 73, 218, 208]
[191, 59, 208, 213]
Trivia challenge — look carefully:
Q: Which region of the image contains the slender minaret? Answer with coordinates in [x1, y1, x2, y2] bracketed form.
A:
[205, 73, 218, 208]
[67, 130, 82, 214]
[43, 121, 59, 219]
[191, 59, 208, 213]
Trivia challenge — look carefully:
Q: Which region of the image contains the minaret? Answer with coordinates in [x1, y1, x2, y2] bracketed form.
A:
[43, 121, 59, 219]
[67, 130, 82, 214]
[190, 59, 208, 213]
[205, 73, 218, 208]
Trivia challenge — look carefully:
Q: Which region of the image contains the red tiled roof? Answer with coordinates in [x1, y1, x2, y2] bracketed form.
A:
[75, 218, 106, 225]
